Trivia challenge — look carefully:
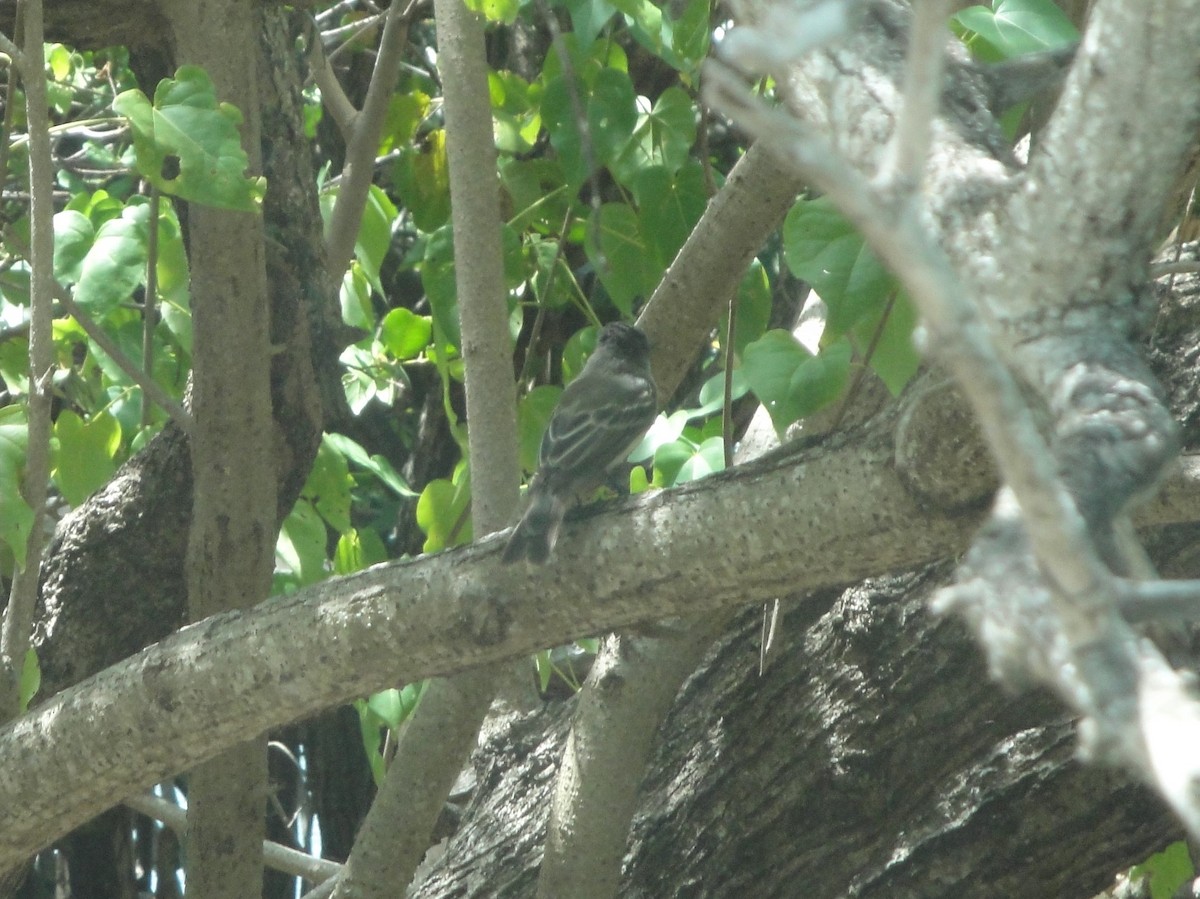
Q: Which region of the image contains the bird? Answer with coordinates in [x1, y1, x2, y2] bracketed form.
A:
[502, 321, 658, 564]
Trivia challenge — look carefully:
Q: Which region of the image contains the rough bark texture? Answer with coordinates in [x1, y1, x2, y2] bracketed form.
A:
[29, 2, 329, 700]
[405, 247, 1198, 898]
[18, 7, 329, 894]
[410, 580, 1182, 899]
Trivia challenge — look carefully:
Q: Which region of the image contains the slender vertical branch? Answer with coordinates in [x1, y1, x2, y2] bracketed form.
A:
[162, 0, 276, 892]
[1, 0, 55, 723]
[323, 0, 417, 279]
[330, 0, 519, 893]
[879, 0, 953, 191]
[141, 188, 161, 428]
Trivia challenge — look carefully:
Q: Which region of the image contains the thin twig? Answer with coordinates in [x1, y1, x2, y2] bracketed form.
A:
[324, 0, 420, 278]
[0, 31, 24, 69]
[1152, 258, 1200, 278]
[124, 794, 342, 882]
[0, 0, 53, 723]
[5, 231, 193, 432]
[1117, 578, 1200, 624]
[59, 286, 193, 433]
[322, 11, 387, 46]
[142, 188, 161, 428]
[878, 0, 953, 191]
[309, 22, 363, 140]
[826, 288, 896, 434]
[723, 295, 737, 468]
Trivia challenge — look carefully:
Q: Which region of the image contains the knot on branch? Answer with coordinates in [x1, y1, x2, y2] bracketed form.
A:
[1050, 358, 1180, 550]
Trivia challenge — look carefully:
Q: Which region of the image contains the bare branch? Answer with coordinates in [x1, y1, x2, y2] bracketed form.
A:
[878, 0, 954, 191]
[1, 0, 56, 722]
[324, 0, 418, 277]
[124, 794, 343, 883]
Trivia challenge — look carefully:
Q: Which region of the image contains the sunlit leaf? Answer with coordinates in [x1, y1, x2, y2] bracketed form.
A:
[113, 65, 265, 211]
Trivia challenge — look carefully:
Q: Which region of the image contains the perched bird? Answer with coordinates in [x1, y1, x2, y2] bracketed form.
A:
[502, 321, 658, 564]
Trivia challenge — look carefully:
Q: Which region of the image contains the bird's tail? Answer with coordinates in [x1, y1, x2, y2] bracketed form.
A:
[502, 489, 561, 564]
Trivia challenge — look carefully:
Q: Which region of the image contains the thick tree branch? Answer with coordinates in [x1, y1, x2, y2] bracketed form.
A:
[163, 0, 277, 891]
[5, 425, 1200, 867]
[708, 0, 1200, 836]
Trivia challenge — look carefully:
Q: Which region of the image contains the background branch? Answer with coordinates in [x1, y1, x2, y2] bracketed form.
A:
[0, 0, 55, 723]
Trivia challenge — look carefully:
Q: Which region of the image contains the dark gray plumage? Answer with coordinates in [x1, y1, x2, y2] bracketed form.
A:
[503, 322, 657, 564]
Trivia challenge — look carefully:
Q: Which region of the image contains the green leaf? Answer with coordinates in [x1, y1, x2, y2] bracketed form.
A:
[540, 31, 628, 84]
[0, 339, 29, 396]
[587, 68, 638, 169]
[339, 264, 375, 332]
[379, 91, 430, 154]
[629, 463, 652, 493]
[631, 409, 689, 462]
[355, 698, 388, 786]
[788, 337, 852, 418]
[323, 432, 416, 498]
[613, 0, 671, 63]
[561, 0, 619, 44]
[381, 308, 433, 360]
[356, 185, 398, 294]
[334, 527, 388, 575]
[741, 329, 811, 430]
[855, 292, 919, 396]
[73, 202, 150, 314]
[721, 260, 772, 356]
[0, 406, 33, 570]
[562, 325, 600, 383]
[952, 0, 1078, 61]
[46, 43, 72, 80]
[527, 237, 577, 309]
[416, 464, 472, 552]
[491, 71, 542, 155]
[354, 685, 425, 786]
[152, 204, 192, 344]
[304, 440, 354, 535]
[112, 65, 265, 211]
[690, 369, 750, 419]
[674, 435, 726, 484]
[652, 439, 690, 486]
[501, 224, 529, 289]
[367, 683, 425, 730]
[393, 130, 451, 232]
[1131, 841, 1194, 899]
[741, 333, 851, 432]
[633, 161, 708, 268]
[783, 197, 897, 338]
[52, 409, 121, 506]
[542, 68, 637, 187]
[537, 76, 586, 187]
[587, 203, 660, 316]
[670, 0, 712, 71]
[52, 210, 94, 284]
[276, 498, 329, 586]
[421, 225, 462, 350]
[465, 0, 520, 24]
[611, 87, 696, 185]
[342, 347, 385, 414]
[19, 647, 40, 712]
[500, 158, 570, 233]
[518, 386, 562, 473]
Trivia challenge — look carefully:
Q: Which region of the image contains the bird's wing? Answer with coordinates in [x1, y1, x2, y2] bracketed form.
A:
[539, 372, 656, 488]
